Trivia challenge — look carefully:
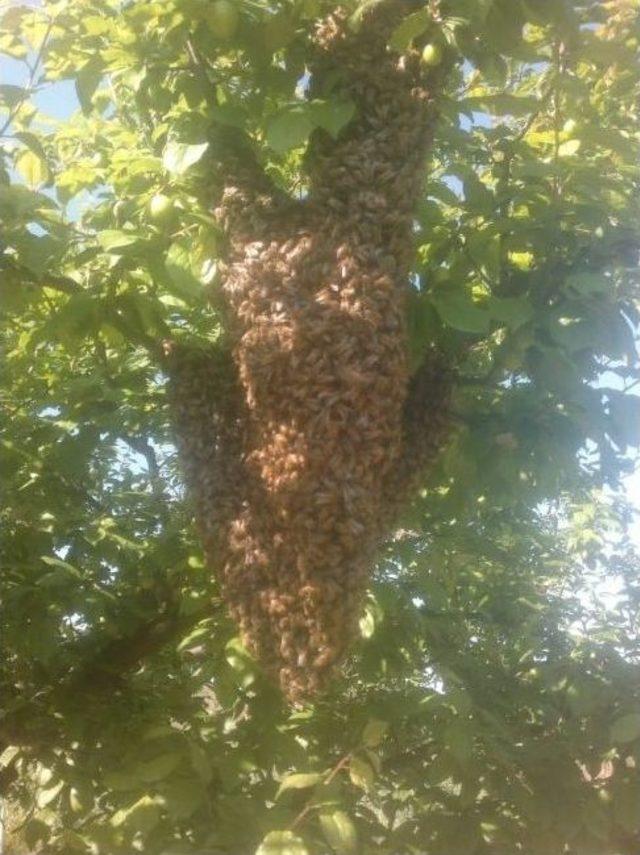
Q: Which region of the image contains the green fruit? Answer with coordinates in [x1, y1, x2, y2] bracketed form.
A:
[203, 0, 239, 40]
[421, 43, 443, 67]
[149, 193, 175, 224]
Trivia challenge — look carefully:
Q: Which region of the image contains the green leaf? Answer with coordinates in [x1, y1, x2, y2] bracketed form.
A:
[41, 555, 83, 577]
[508, 250, 534, 270]
[266, 107, 313, 154]
[188, 743, 213, 784]
[15, 233, 62, 277]
[463, 174, 494, 213]
[225, 636, 254, 671]
[38, 555, 83, 586]
[0, 746, 20, 768]
[349, 756, 374, 790]
[162, 778, 205, 820]
[348, 0, 386, 31]
[14, 130, 48, 162]
[135, 752, 182, 782]
[484, 0, 525, 53]
[165, 241, 204, 301]
[69, 785, 93, 813]
[362, 719, 388, 748]
[177, 618, 215, 653]
[558, 139, 581, 157]
[444, 720, 474, 763]
[359, 604, 376, 638]
[36, 780, 64, 808]
[15, 149, 49, 188]
[319, 810, 358, 854]
[466, 231, 500, 279]
[0, 83, 27, 108]
[461, 94, 538, 116]
[388, 9, 432, 51]
[276, 772, 322, 799]
[407, 291, 439, 370]
[256, 830, 309, 855]
[211, 103, 248, 127]
[309, 99, 356, 139]
[102, 771, 136, 791]
[0, 183, 44, 217]
[162, 141, 209, 175]
[110, 795, 164, 833]
[614, 782, 640, 833]
[97, 229, 140, 251]
[55, 830, 90, 852]
[488, 296, 533, 329]
[24, 819, 50, 850]
[608, 392, 640, 449]
[75, 59, 103, 113]
[431, 291, 491, 334]
[610, 712, 640, 744]
[565, 272, 609, 296]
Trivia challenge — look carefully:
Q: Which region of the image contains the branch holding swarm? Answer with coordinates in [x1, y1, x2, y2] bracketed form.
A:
[0, 602, 214, 753]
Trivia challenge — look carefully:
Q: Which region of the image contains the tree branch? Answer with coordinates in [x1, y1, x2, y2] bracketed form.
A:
[0, 19, 53, 138]
[289, 752, 352, 831]
[0, 602, 216, 749]
[115, 432, 165, 496]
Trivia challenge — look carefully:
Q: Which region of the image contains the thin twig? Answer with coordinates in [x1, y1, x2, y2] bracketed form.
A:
[185, 38, 218, 109]
[0, 19, 54, 138]
[289, 753, 352, 831]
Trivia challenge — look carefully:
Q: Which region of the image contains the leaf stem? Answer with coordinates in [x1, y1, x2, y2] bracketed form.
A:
[289, 753, 352, 831]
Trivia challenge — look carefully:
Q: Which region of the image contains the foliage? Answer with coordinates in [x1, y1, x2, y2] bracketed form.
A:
[1, 0, 640, 852]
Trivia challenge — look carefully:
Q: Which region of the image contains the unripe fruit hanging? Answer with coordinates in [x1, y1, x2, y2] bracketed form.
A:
[149, 193, 175, 225]
[421, 42, 443, 66]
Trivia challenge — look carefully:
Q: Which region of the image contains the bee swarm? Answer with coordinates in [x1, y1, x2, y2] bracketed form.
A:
[168, 2, 452, 701]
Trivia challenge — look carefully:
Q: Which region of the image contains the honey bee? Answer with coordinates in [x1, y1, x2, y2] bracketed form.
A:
[167, 0, 452, 702]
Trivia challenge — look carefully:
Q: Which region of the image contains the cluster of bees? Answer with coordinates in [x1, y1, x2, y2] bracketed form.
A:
[168, 2, 452, 701]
